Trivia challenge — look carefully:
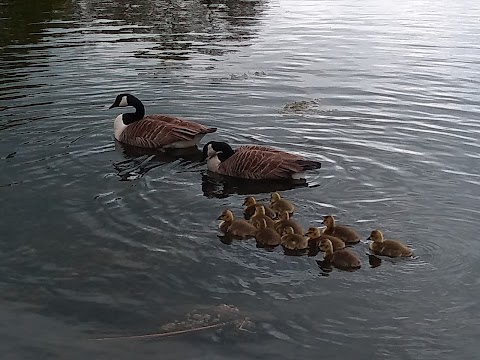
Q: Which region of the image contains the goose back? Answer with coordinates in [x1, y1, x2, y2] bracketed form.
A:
[119, 115, 216, 149]
[217, 145, 321, 180]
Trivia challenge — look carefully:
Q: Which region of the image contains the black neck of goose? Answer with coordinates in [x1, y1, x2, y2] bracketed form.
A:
[123, 96, 145, 125]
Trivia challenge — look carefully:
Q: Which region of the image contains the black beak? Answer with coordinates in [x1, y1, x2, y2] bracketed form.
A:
[216, 215, 223, 220]
[366, 236, 371, 240]
[109, 102, 118, 109]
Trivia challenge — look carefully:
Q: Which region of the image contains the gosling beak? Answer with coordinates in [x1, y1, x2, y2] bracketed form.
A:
[216, 215, 223, 220]
[366, 236, 371, 240]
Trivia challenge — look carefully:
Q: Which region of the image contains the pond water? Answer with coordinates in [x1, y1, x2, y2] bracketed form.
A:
[1, 0, 479, 359]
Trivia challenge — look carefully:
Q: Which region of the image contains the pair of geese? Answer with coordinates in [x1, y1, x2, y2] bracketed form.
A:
[109, 94, 321, 179]
[217, 192, 413, 271]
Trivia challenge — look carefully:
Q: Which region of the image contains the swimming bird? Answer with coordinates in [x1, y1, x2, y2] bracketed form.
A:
[321, 215, 360, 244]
[255, 218, 281, 248]
[367, 229, 413, 257]
[217, 209, 257, 239]
[109, 94, 216, 149]
[202, 141, 321, 180]
[281, 227, 308, 251]
[243, 196, 275, 220]
[270, 192, 295, 215]
[319, 239, 361, 270]
[305, 226, 345, 251]
[250, 205, 276, 229]
[274, 210, 303, 235]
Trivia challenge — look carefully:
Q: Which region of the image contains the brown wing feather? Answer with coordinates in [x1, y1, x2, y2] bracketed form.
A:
[120, 115, 216, 149]
[218, 146, 308, 180]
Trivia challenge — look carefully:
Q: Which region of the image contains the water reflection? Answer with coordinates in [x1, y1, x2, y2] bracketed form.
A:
[201, 172, 311, 199]
[0, 0, 69, 50]
[114, 140, 203, 180]
[69, 0, 267, 60]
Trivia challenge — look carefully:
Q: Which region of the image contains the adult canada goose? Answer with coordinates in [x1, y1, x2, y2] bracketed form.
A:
[217, 209, 257, 239]
[367, 230, 413, 257]
[109, 94, 216, 149]
[242, 196, 275, 220]
[202, 141, 321, 180]
[321, 215, 360, 244]
[305, 226, 345, 251]
[319, 239, 361, 270]
[281, 227, 308, 251]
[270, 192, 295, 215]
[255, 218, 281, 248]
[274, 210, 303, 235]
[250, 205, 276, 229]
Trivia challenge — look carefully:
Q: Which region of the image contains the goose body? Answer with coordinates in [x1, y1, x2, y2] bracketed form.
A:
[202, 141, 321, 180]
[305, 226, 345, 251]
[243, 196, 275, 220]
[109, 94, 216, 149]
[321, 215, 360, 244]
[319, 239, 361, 270]
[255, 218, 281, 247]
[217, 210, 257, 239]
[367, 230, 412, 257]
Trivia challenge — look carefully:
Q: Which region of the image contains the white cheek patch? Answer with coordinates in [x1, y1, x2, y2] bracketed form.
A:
[119, 96, 128, 107]
[207, 154, 222, 172]
[207, 144, 215, 158]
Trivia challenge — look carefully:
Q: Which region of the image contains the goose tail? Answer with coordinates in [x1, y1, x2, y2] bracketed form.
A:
[203, 127, 217, 134]
[296, 159, 322, 171]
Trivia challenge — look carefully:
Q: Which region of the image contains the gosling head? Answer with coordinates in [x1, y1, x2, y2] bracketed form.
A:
[254, 204, 266, 216]
[367, 229, 384, 243]
[321, 215, 335, 228]
[217, 209, 234, 222]
[270, 191, 281, 203]
[279, 210, 290, 221]
[243, 196, 256, 207]
[319, 239, 333, 253]
[282, 226, 295, 236]
[305, 226, 321, 239]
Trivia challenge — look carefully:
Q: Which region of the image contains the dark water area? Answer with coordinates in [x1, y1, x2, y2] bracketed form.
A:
[1, 0, 479, 359]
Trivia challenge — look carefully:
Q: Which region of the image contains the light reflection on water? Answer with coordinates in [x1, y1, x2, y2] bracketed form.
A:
[1, 0, 479, 359]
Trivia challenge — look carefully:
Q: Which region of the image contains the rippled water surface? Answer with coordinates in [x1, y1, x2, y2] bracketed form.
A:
[1, 0, 479, 359]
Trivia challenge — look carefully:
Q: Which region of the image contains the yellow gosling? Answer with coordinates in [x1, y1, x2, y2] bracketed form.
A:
[255, 218, 281, 247]
[275, 210, 303, 235]
[270, 192, 294, 215]
[281, 226, 308, 251]
[243, 196, 275, 220]
[321, 215, 360, 244]
[217, 209, 257, 239]
[305, 226, 345, 251]
[319, 239, 361, 270]
[250, 205, 276, 229]
[367, 229, 413, 257]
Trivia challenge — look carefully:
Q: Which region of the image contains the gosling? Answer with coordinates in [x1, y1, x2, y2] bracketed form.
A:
[319, 239, 361, 270]
[217, 209, 257, 239]
[255, 218, 281, 248]
[321, 215, 360, 244]
[243, 196, 275, 220]
[367, 229, 412, 257]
